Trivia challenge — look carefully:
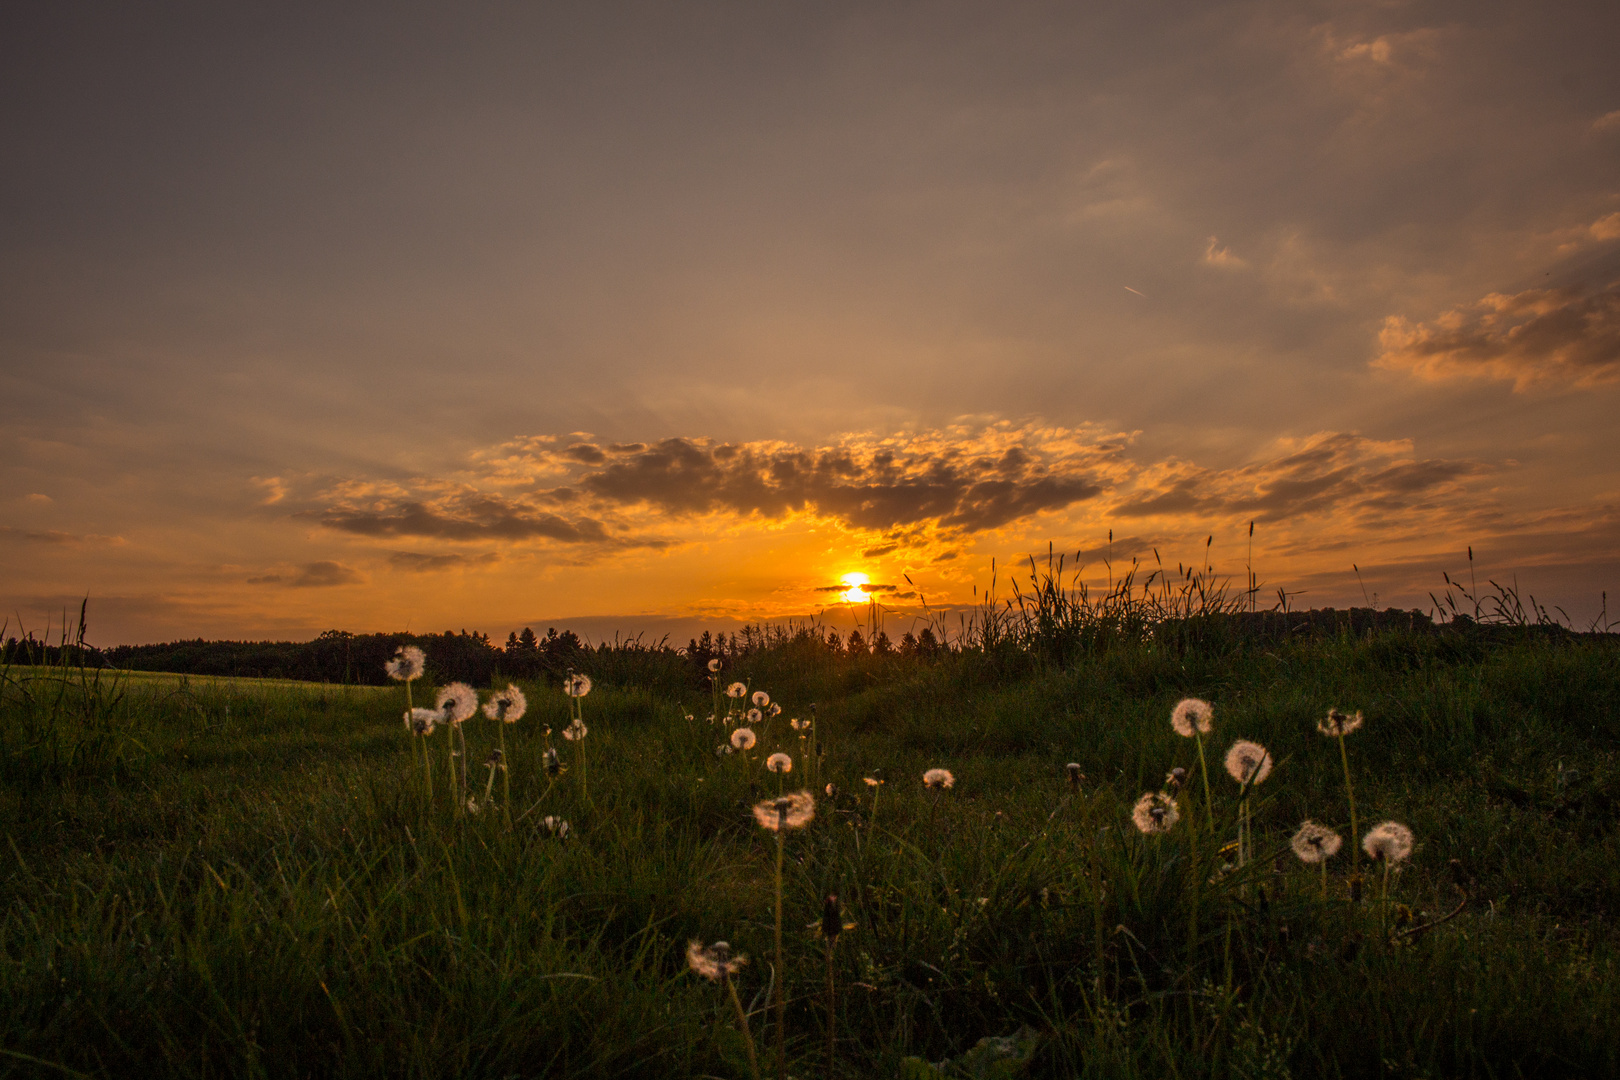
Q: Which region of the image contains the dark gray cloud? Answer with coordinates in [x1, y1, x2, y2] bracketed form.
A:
[388, 550, 501, 572]
[0, 527, 124, 545]
[574, 437, 1108, 532]
[304, 498, 613, 544]
[248, 561, 363, 588]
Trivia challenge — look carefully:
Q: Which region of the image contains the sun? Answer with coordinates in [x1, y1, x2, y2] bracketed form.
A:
[839, 571, 870, 604]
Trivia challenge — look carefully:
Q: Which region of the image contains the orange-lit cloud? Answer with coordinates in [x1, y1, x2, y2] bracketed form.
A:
[1375, 279, 1620, 389]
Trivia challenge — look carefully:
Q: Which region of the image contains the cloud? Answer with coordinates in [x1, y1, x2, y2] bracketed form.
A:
[25, 493, 52, 504]
[251, 476, 288, 505]
[1112, 432, 1488, 524]
[388, 550, 501, 572]
[0, 527, 125, 545]
[1591, 213, 1620, 242]
[1375, 279, 1620, 389]
[302, 496, 618, 544]
[1202, 236, 1247, 270]
[248, 561, 365, 587]
[1594, 110, 1620, 133]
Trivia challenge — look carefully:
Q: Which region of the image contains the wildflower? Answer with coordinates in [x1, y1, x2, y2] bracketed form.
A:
[1066, 762, 1084, 789]
[1318, 708, 1365, 737]
[1290, 821, 1343, 863]
[726, 682, 747, 698]
[1223, 740, 1273, 785]
[404, 708, 438, 736]
[708, 658, 723, 673]
[482, 684, 527, 722]
[687, 939, 747, 981]
[436, 682, 477, 724]
[752, 790, 816, 831]
[386, 645, 426, 682]
[544, 747, 563, 775]
[563, 718, 588, 741]
[731, 727, 757, 751]
[1171, 697, 1214, 737]
[766, 752, 792, 773]
[1132, 792, 1180, 834]
[753, 691, 771, 707]
[747, 707, 763, 724]
[1361, 821, 1414, 864]
[923, 768, 955, 790]
[563, 672, 592, 698]
[542, 815, 571, 839]
[1163, 766, 1187, 792]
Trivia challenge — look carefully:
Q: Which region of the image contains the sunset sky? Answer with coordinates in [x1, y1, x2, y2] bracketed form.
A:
[3, 2, 1618, 646]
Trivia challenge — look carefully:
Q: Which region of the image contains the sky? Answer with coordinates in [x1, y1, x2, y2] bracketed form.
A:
[3, 1, 1618, 647]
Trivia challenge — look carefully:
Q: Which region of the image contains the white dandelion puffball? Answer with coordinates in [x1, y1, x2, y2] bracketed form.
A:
[752, 690, 770, 707]
[563, 673, 592, 697]
[731, 727, 757, 751]
[768, 703, 781, 716]
[708, 658, 723, 673]
[746, 707, 763, 724]
[726, 682, 747, 698]
[1170, 698, 1214, 738]
[923, 768, 955, 790]
[752, 790, 816, 831]
[404, 708, 438, 736]
[1318, 708, 1365, 737]
[482, 684, 527, 723]
[687, 940, 745, 981]
[1132, 792, 1180, 834]
[562, 718, 589, 741]
[436, 682, 478, 724]
[386, 645, 426, 682]
[542, 816, 571, 839]
[791, 718, 810, 731]
[1223, 740, 1273, 785]
[1362, 821, 1415, 864]
[766, 752, 793, 773]
[1290, 821, 1343, 863]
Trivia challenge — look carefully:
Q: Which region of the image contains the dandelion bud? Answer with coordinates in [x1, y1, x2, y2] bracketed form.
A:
[824, 782, 838, 798]
[1164, 766, 1187, 792]
[821, 894, 850, 942]
[544, 747, 562, 775]
[1066, 762, 1084, 789]
[485, 749, 505, 770]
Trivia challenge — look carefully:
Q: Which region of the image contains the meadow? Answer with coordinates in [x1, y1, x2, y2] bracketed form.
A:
[2, 607, 1618, 1078]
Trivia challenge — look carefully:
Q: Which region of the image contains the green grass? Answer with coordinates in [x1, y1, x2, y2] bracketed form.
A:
[2, 630, 1618, 1078]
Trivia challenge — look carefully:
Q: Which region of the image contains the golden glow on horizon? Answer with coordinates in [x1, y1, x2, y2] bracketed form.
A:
[840, 571, 870, 604]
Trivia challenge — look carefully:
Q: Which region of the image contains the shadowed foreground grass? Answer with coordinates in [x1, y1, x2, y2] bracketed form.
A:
[2, 630, 1618, 1078]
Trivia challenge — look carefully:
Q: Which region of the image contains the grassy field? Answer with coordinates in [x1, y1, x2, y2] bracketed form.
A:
[2, 628, 1618, 1078]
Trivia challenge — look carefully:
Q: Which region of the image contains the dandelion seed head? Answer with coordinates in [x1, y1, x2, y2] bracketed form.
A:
[863, 776, 883, 787]
[1362, 821, 1414, 863]
[1171, 697, 1214, 737]
[753, 790, 815, 831]
[1318, 708, 1365, 738]
[436, 682, 478, 724]
[542, 815, 570, 839]
[562, 718, 588, 741]
[707, 658, 723, 673]
[716, 744, 733, 756]
[543, 747, 563, 775]
[726, 682, 747, 699]
[1066, 762, 1083, 788]
[824, 782, 838, 797]
[752, 691, 770, 707]
[1132, 792, 1180, 834]
[386, 645, 426, 682]
[1223, 739, 1273, 785]
[482, 684, 527, 723]
[563, 672, 592, 698]
[687, 940, 745, 981]
[466, 796, 481, 814]
[923, 768, 955, 790]
[746, 707, 763, 724]
[730, 727, 757, 750]
[1164, 766, 1188, 791]
[768, 703, 781, 716]
[791, 718, 810, 731]
[404, 707, 438, 736]
[766, 752, 792, 773]
[1290, 820, 1343, 863]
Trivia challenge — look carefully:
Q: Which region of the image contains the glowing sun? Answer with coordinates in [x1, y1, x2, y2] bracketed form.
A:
[839, 572, 870, 604]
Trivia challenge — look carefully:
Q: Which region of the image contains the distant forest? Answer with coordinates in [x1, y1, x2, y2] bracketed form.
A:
[1, 623, 945, 688]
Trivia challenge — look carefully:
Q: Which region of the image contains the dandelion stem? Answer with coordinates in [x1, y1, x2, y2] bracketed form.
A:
[1338, 732, 1359, 873]
[500, 724, 512, 829]
[825, 941, 837, 1073]
[726, 973, 761, 1080]
[773, 825, 787, 1080]
[1195, 733, 1215, 832]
